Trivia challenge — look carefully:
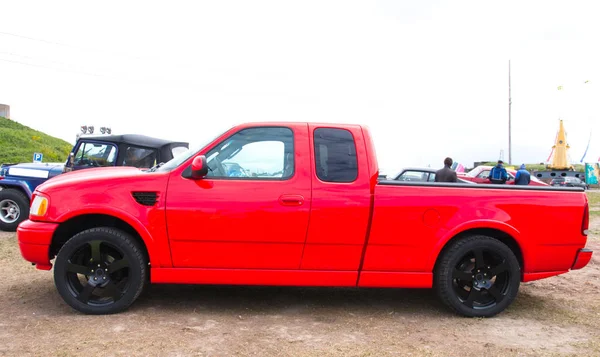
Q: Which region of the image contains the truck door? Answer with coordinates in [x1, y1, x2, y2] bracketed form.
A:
[301, 125, 372, 271]
[166, 124, 312, 269]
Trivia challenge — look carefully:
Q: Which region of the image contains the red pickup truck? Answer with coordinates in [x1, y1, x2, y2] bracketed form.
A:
[17, 122, 592, 317]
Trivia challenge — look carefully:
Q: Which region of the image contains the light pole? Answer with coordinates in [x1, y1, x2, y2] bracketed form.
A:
[508, 60, 512, 165]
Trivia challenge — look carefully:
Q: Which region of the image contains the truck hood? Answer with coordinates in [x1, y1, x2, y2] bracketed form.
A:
[35, 166, 148, 193]
[1, 162, 65, 179]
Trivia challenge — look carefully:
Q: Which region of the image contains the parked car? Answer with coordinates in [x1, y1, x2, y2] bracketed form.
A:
[17, 122, 591, 318]
[550, 177, 589, 189]
[0, 134, 188, 231]
[459, 165, 547, 186]
[390, 167, 476, 184]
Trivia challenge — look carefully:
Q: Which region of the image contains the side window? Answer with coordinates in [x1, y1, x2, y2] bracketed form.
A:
[171, 146, 188, 158]
[124, 146, 157, 168]
[205, 127, 294, 179]
[428, 173, 436, 182]
[74, 142, 117, 168]
[477, 170, 490, 179]
[314, 128, 358, 183]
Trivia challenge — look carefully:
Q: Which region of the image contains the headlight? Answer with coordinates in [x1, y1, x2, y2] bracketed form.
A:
[30, 195, 49, 217]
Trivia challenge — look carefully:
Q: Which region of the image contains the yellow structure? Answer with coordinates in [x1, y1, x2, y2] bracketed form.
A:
[548, 120, 574, 170]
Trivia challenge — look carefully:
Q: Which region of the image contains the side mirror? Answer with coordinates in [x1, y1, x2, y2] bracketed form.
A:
[63, 152, 75, 173]
[191, 155, 208, 179]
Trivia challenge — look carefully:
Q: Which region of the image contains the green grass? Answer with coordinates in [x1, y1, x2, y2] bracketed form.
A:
[587, 192, 600, 207]
[0, 117, 73, 164]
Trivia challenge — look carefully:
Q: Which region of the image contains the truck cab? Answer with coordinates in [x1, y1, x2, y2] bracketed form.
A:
[0, 134, 188, 231]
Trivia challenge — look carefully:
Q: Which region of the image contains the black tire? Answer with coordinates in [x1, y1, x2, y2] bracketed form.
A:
[434, 235, 520, 317]
[0, 188, 30, 232]
[53, 227, 147, 314]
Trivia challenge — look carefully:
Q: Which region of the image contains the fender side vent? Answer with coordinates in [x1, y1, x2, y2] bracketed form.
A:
[132, 192, 158, 206]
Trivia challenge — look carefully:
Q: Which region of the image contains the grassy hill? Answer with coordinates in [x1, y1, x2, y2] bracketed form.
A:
[0, 117, 73, 164]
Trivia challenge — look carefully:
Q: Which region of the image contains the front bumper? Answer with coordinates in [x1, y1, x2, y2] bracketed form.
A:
[571, 248, 593, 270]
[17, 220, 58, 270]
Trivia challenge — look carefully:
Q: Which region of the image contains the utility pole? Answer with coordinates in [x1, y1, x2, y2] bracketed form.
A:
[508, 60, 512, 165]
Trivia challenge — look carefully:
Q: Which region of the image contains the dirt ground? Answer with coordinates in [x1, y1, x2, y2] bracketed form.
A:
[1, 218, 599, 357]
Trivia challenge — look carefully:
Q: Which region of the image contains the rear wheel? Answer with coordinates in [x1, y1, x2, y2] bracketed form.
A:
[53, 227, 147, 314]
[435, 235, 520, 317]
[0, 188, 29, 232]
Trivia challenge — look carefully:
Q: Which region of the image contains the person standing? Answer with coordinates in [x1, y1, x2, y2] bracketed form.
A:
[514, 164, 531, 185]
[489, 160, 508, 184]
[435, 157, 458, 183]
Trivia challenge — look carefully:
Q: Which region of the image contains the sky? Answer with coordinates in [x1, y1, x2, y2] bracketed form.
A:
[1, 0, 599, 174]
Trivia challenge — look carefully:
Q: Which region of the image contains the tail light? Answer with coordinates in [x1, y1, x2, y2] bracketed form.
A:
[582, 203, 589, 236]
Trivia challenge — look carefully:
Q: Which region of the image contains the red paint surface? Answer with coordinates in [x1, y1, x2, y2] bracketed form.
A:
[17, 122, 592, 290]
[151, 268, 358, 287]
[358, 272, 432, 288]
[571, 249, 593, 270]
[16, 220, 58, 270]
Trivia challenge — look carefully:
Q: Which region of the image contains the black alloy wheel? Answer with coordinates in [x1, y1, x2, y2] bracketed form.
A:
[435, 235, 520, 317]
[54, 227, 147, 314]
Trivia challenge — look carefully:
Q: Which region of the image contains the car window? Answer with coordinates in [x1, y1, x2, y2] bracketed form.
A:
[124, 146, 157, 169]
[314, 128, 358, 183]
[397, 171, 429, 182]
[74, 142, 117, 168]
[477, 170, 490, 179]
[428, 173, 436, 182]
[171, 146, 188, 158]
[205, 127, 294, 179]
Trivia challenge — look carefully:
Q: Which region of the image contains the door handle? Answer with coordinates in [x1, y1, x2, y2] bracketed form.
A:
[278, 194, 304, 206]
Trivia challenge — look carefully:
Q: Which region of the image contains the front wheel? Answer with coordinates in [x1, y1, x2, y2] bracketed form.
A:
[435, 235, 521, 317]
[53, 227, 147, 314]
[0, 188, 30, 232]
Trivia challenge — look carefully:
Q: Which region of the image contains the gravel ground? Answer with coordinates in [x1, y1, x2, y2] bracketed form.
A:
[0, 217, 599, 357]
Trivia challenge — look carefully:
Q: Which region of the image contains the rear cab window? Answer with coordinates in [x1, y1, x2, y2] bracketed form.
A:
[123, 146, 158, 168]
[314, 128, 358, 182]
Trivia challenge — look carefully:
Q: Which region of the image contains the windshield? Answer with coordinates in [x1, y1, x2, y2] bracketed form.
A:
[155, 130, 228, 172]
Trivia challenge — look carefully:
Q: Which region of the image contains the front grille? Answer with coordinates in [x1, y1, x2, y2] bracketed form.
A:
[131, 192, 158, 206]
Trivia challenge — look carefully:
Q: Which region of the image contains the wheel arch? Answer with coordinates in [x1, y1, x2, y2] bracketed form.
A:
[0, 181, 32, 199]
[50, 214, 152, 267]
[432, 226, 525, 275]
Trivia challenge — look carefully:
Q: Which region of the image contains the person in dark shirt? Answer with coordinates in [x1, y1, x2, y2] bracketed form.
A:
[515, 164, 531, 185]
[489, 160, 508, 184]
[435, 157, 458, 183]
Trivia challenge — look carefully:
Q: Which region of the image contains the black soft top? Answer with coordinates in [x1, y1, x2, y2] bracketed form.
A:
[80, 134, 188, 149]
